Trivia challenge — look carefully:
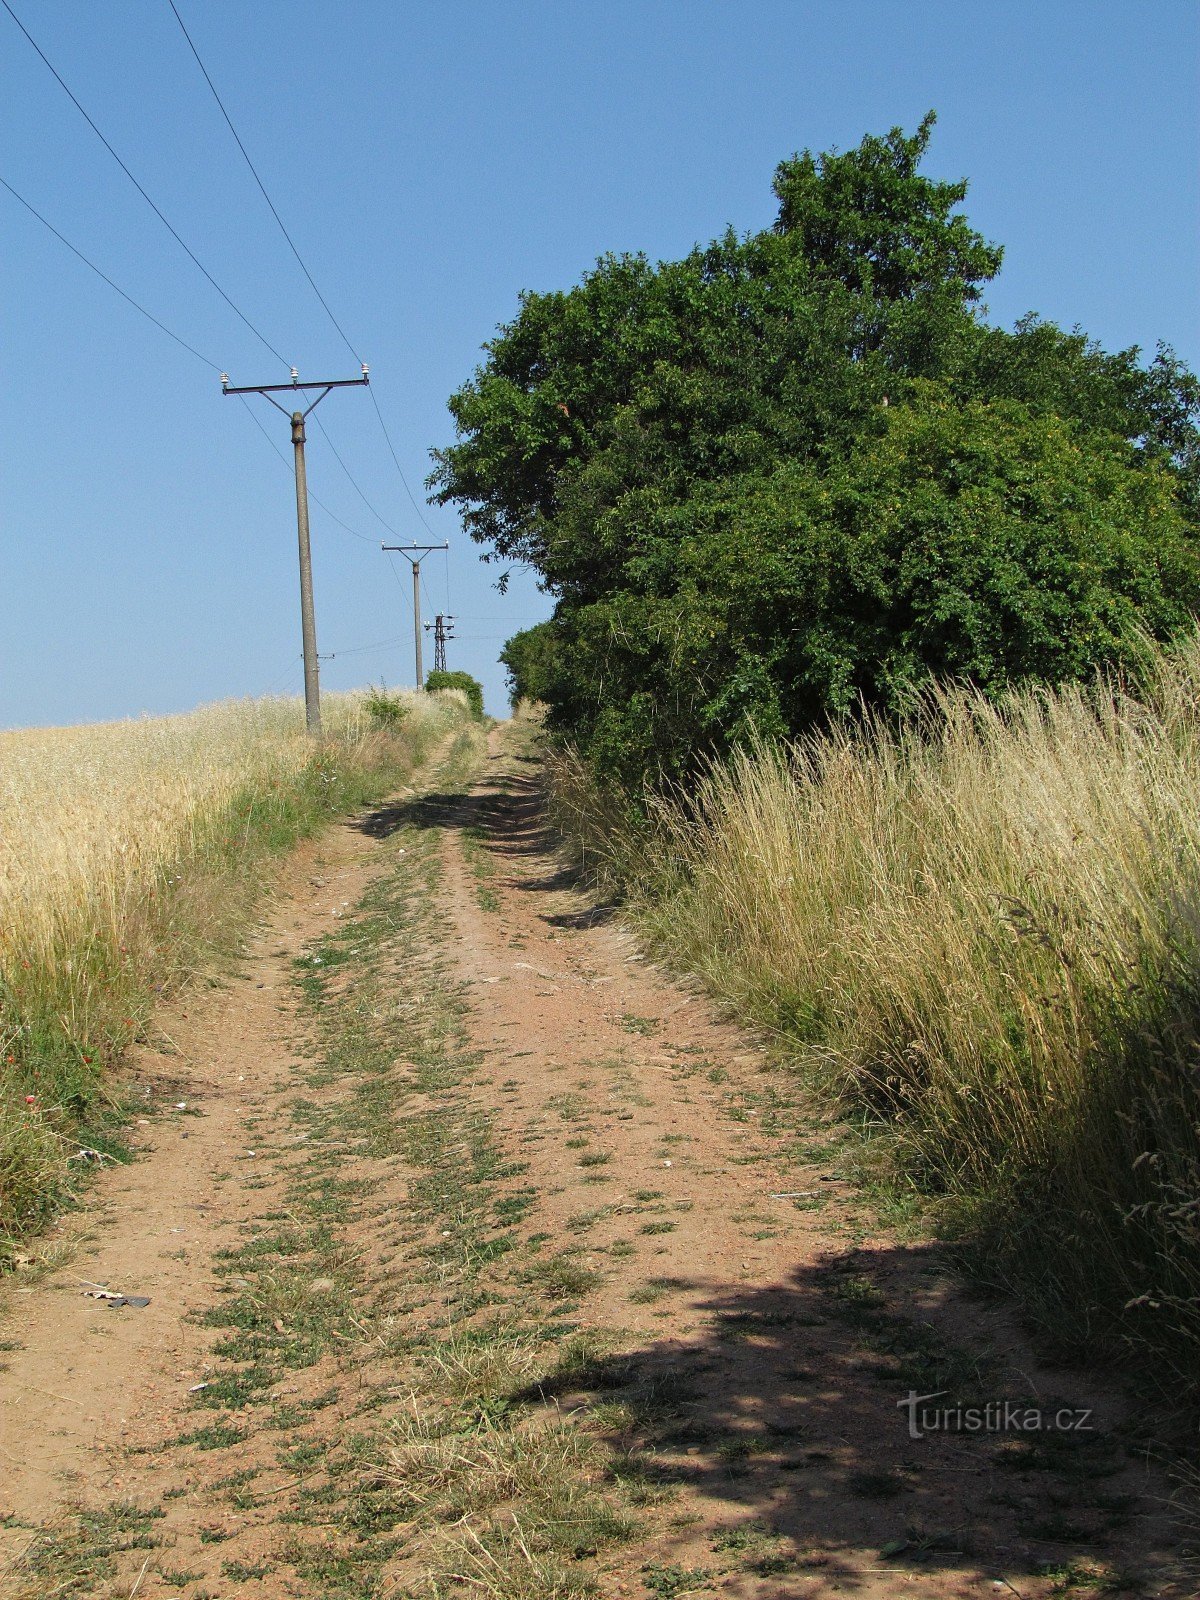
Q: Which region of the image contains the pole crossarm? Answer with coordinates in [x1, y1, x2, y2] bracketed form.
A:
[381, 543, 448, 562]
[223, 368, 369, 418]
[222, 372, 369, 395]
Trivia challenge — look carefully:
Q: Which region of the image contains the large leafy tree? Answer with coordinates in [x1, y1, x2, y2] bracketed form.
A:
[433, 115, 1200, 784]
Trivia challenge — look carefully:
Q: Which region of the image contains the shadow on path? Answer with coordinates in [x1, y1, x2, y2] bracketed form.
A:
[353, 742, 1188, 1595]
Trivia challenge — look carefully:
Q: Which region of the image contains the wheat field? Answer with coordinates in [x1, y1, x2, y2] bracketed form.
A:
[0, 689, 467, 1251]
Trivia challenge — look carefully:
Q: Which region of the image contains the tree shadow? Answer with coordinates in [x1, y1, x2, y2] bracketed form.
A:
[353, 767, 603, 929]
[517, 1242, 1182, 1591]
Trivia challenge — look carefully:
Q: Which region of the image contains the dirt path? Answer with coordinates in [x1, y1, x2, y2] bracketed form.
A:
[0, 719, 1188, 1599]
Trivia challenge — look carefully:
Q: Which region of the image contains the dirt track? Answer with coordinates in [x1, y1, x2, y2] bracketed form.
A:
[0, 720, 1187, 1598]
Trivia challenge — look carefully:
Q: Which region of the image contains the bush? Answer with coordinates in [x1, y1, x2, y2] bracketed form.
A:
[425, 670, 484, 718]
[363, 682, 410, 729]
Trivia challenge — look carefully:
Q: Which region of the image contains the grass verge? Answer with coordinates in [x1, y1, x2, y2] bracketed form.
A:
[545, 637, 1200, 1418]
[0, 688, 470, 1268]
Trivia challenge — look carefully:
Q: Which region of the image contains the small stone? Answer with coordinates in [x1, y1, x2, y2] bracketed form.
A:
[308, 1277, 336, 1295]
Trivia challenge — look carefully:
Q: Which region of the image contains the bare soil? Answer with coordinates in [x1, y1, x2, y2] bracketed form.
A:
[0, 719, 1189, 1599]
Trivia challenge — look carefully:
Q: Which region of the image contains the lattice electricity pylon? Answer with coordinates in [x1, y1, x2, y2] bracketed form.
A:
[424, 613, 455, 673]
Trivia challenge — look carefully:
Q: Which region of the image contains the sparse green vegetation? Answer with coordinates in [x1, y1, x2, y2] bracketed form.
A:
[158, 731, 647, 1596]
[0, 689, 473, 1269]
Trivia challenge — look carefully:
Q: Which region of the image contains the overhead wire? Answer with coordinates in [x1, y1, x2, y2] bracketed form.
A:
[1, 0, 291, 370]
[367, 385, 439, 536]
[164, 0, 442, 541]
[237, 396, 376, 544]
[165, 0, 362, 367]
[261, 654, 304, 695]
[1, 175, 223, 372]
[5, 11, 406, 693]
[2, 172, 377, 549]
[8, 1, 450, 634]
[322, 635, 408, 659]
[384, 548, 418, 633]
[1, 175, 374, 552]
[311, 414, 401, 537]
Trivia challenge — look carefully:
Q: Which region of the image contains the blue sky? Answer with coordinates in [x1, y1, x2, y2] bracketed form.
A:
[2, 0, 1197, 724]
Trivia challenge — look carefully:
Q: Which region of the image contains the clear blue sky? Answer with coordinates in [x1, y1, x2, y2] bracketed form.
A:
[2, 0, 1197, 725]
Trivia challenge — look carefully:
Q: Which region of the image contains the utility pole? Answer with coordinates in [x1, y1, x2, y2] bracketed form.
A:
[223, 366, 370, 735]
[381, 544, 448, 688]
[425, 613, 455, 673]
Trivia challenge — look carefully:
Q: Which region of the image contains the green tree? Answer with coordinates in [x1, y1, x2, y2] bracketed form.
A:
[440, 116, 1200, 783]
[499, 620, 560, 707]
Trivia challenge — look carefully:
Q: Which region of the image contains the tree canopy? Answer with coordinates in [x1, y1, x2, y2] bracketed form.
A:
[433, 114, 1200, 785]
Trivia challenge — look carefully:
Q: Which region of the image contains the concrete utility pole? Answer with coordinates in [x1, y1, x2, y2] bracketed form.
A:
[425, 613, 454, 674]
[223, 366, 370, 735]
[381, 544, 448, 688]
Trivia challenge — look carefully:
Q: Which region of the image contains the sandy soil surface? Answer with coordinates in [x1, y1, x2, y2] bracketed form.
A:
[0, 720, 1189, 1599]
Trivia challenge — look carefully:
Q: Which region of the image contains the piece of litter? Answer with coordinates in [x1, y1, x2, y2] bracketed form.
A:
[662, 1159, 673, 1167]
[770, 1190, 819, 1199]
[188, 1381, 210, 1393]
[84, 1290, 151, 1309]
[70, 1147, 114, 1165]
[174, 1101, 187, 1110]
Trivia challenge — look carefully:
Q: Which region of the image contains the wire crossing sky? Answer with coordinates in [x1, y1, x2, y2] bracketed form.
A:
[2, 0, 1197, 725]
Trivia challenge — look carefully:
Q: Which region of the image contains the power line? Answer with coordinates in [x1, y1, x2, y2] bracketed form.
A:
[237, 394, 375, 545]
[1, 0, 290, 369]
[323, 635, 409, 658]
[260, 654, 303, 695]
[311, 414, 401, 538]
[1, 175, 223, 372]
[166, 0, 362, 367]
[3, 172, 376, 554]
[163, 0, 439, 538]
[367, 385, 438, 536]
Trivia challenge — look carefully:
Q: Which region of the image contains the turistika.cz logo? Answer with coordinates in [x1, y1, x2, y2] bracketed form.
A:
[898, 1390, 1094, 1441]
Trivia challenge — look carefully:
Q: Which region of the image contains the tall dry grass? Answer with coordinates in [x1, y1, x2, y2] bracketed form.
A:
[0, 689, 468, 1255]
[548, 640, 1200, 1404]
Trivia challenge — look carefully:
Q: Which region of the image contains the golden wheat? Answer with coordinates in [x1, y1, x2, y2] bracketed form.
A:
[0, 689, 466, 1249]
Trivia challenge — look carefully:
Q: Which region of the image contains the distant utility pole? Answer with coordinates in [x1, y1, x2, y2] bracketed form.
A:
[223, 365, 370, 736]
[425, 613, 455, 673]
[381, 544, 448, 688]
